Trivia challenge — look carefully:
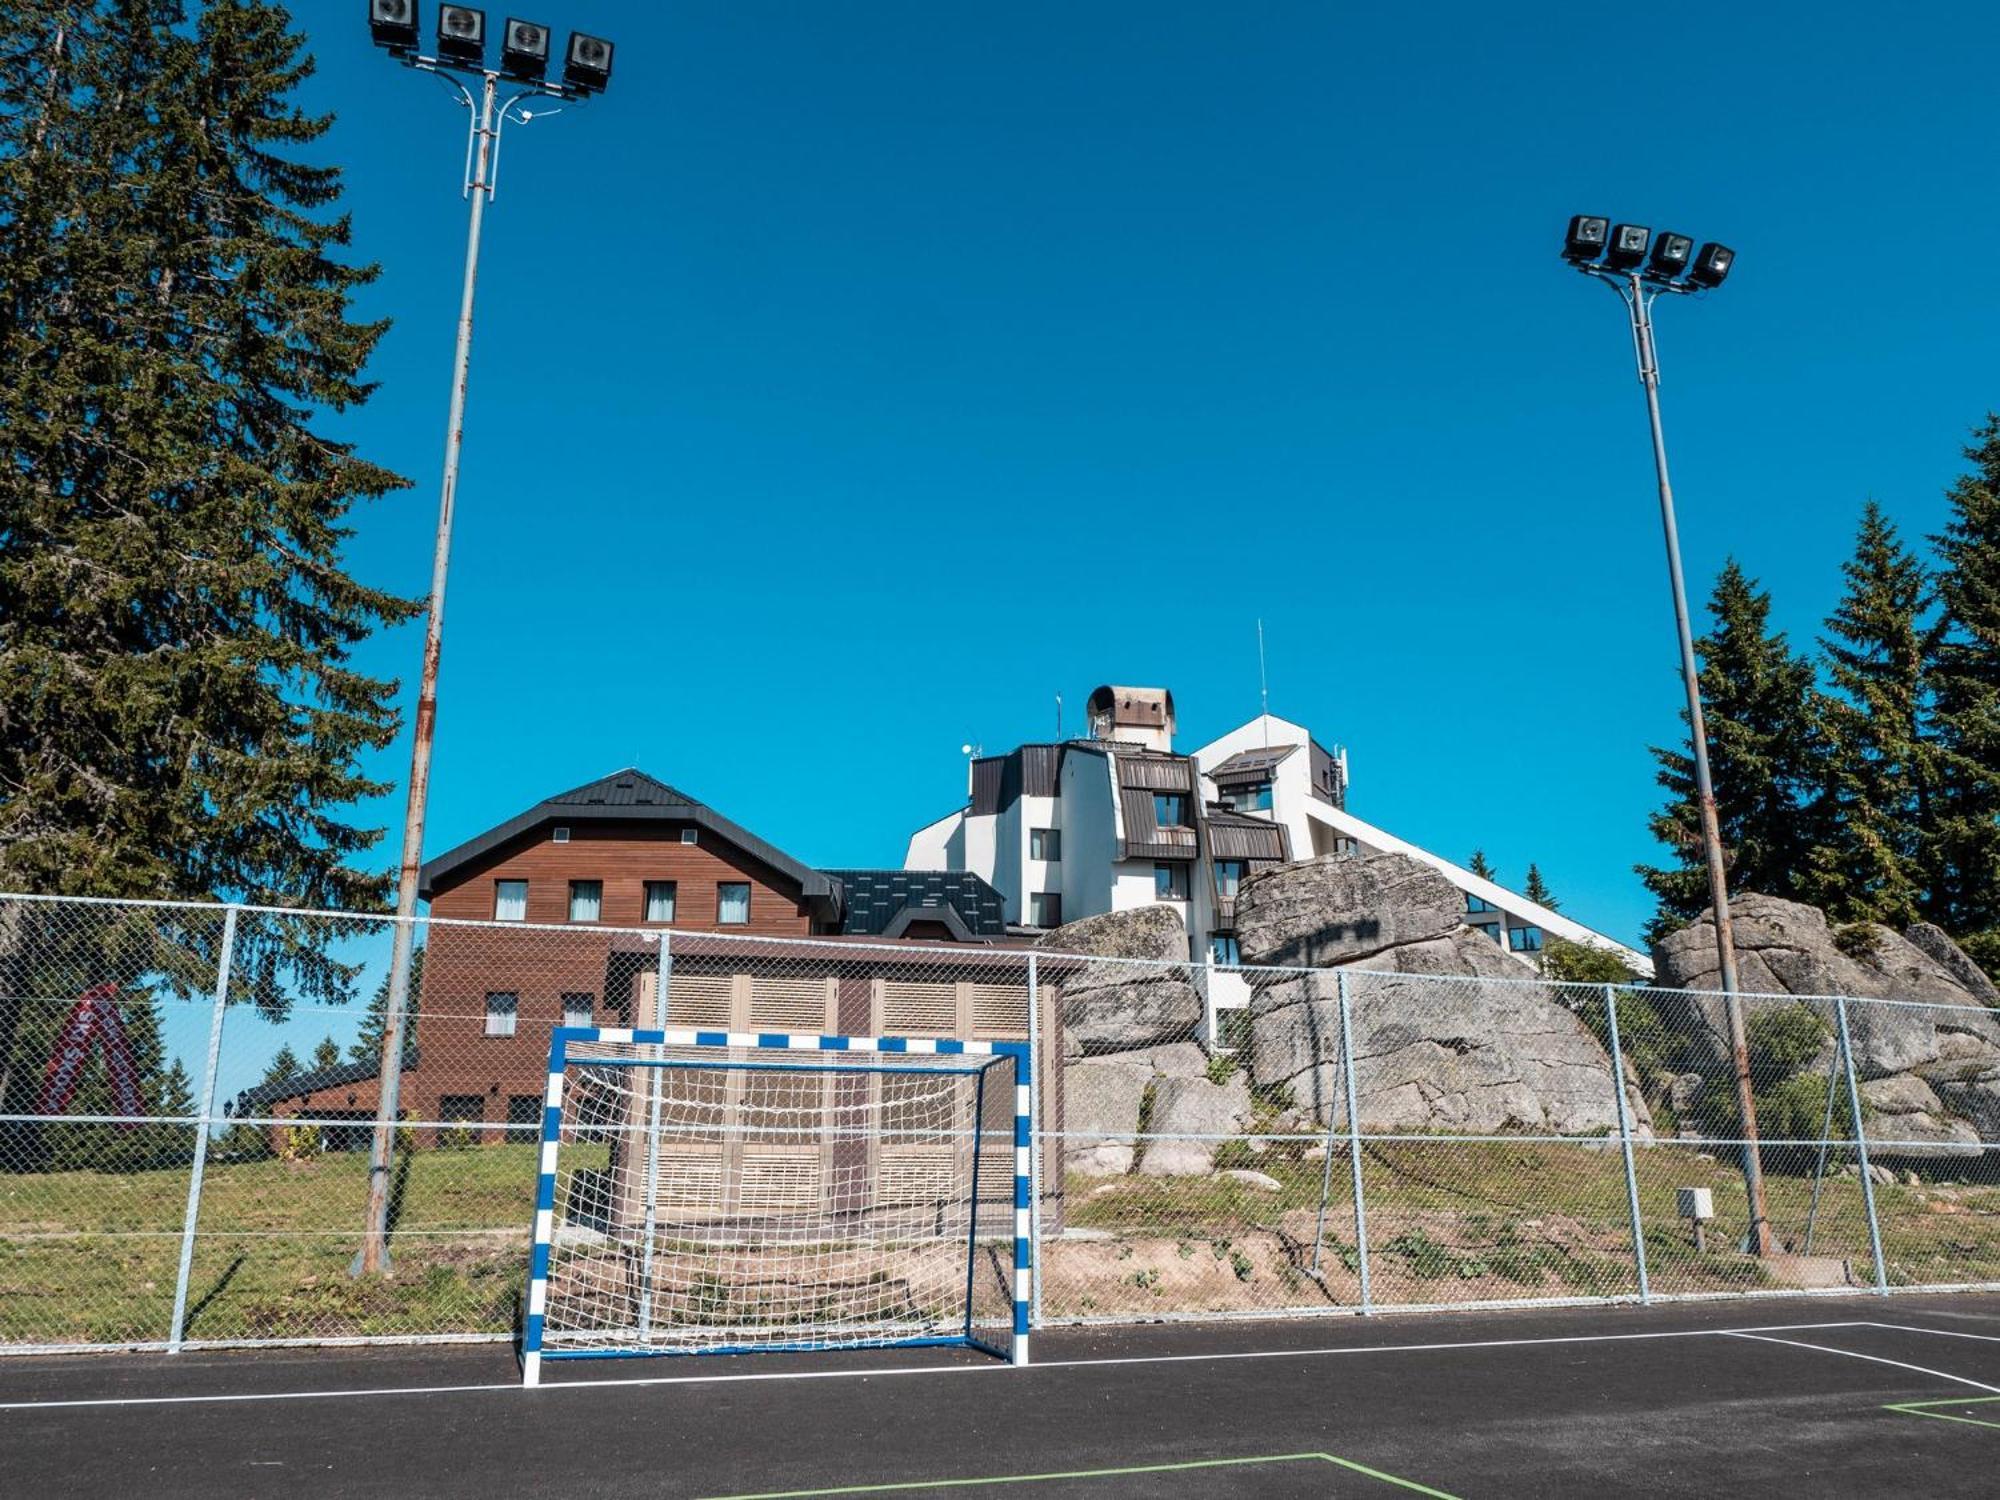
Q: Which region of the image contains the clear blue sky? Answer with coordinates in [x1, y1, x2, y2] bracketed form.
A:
[294, 1, 1999, 955]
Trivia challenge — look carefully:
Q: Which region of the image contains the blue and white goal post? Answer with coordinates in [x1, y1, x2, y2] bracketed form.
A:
[521, 1026, 1032, 1386]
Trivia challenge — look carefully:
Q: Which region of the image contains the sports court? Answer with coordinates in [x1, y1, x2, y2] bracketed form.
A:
[6, 1294, 2000, 1498]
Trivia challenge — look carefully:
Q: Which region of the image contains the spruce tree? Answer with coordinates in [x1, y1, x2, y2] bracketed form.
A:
[1929, 416, 2000, 940]
[1523, 864, 1557, 910]
[1468, 851, 1497, 882]
[311, 1036, 341, 1073]
[1639, 562, 1834, 937]
[1811, 502, 1936, 925]
[0, 4, 416, 1147]
[262, 1044, 301, 1087]
[350, 945, 421, 1065]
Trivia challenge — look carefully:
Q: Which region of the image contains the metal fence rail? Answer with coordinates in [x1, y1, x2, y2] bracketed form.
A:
[1, 892, 1996, 1355]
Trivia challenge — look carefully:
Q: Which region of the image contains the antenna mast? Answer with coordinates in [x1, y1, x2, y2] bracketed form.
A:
[1257, 619, 1270, 748]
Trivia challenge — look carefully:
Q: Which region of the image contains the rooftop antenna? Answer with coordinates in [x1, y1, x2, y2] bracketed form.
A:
[1055, 693, 1064, 739]
[1257, 619, 1270, 748]
[960, 741, 981, 801]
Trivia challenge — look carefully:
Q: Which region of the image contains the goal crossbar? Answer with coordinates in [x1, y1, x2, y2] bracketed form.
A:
[522, 1026, 1032, 1386]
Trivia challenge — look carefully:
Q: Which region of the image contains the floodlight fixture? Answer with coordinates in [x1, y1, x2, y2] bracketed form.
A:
[563, 31, 614, 93]
[1564, 215, 1609, 262]
[436, 4, 486, 65]
[369, 0, 420, 51]
[1648, 231, 1693, 279]
[500, 18, 551, 80]
[1687, 242, 1735, 289]
[1604, 222, 1651, 272]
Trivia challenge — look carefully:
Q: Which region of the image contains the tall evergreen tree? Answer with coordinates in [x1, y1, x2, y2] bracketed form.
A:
[1639, 561, 1834, 937]
[1523, 864, 1557, 910]
[261, 1044, 301, 1087]
[1467, 850, 1497, 882]
[1810, 502, 1937, 925]
[1929, 417, 2000, 941]
[310, 1036, 341, 1072]
[0, 3, 416, 1147]
[350, 944, 421, 1066]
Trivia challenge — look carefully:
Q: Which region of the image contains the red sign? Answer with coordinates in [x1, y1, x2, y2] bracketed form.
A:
[39, 983, 144, 1125]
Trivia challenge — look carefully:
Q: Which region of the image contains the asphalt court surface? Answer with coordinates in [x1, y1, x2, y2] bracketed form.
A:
[5, 1296, 2000, 1497]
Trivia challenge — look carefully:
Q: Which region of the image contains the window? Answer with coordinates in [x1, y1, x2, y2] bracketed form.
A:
[680, 829, 699, 845]
[1508, 925, 1544, 954]
[644, 880, 678, 923]
[717, 882, 751, 925]
[484, 991, 519, 1037]
[493, 880, 528, 922]
[1152, 793, 1189, 829]
[506, 1095, 544, 1131]
[1154, 862, 1189, 900]
[1216, 859, 1249, 898]
[1466, 895, 1495, 914]
[1211, 935, 1241, 966]
[552, 826, 571, 844]
[439, 1094, 485, 1147]
[1222, 782, 1273, 813]
[1028, 892, 1062, 928]
[562, 993, 594, 1029]
[1030, 828, 1061, 861]
[568, 880, 602, 923]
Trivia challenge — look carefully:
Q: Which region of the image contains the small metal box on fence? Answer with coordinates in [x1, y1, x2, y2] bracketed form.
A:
[1677, 1186, 1715, 1252]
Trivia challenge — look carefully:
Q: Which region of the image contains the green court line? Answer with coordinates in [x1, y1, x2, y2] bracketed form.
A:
[1884, 1394, 2000, 1432]
[696, 1451, 1465, 1499]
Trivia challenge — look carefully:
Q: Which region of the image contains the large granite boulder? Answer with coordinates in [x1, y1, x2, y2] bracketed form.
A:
[1234, 853, 1461, 967]
[1236, 856, 1651, 1136]
[1037, 905, 1202, 1054]
[1651, 894, 2000, 1079]
[1138, 1071, 1253, 1176]
[1906, 923, 2000, 1007]
[1062, 1043, 1207, 1174]
[1857, 1073, 1984, 1160]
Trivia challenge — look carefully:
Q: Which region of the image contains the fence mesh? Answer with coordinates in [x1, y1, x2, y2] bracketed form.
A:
[3, 892, 1999, 1354]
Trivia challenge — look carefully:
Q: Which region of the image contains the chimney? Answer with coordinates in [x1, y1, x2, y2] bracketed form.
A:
[1084, 685, 1175, 752]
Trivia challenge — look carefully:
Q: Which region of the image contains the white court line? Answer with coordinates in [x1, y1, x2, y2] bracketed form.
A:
[0, 1320, 1881, 1413]
[1722, 1331, 2000, 1395]
[1861, 1321, 2000, 1345]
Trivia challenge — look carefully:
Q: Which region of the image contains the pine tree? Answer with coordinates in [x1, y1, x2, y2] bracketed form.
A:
[1639, 562, 1835, 937]
[1810, 502, 1937, 925]
[1468, 851, 1497, 882]
[1928, 417, 2000, 943]
[311, 1036, 341, 1073]
[262, 1044, 301, 1087]
[1523, 864, 1557, 910]
[350, 945, 422, 1066]
[0, 4, 417, 1149]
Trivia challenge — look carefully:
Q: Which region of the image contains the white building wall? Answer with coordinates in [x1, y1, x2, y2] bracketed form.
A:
[904, 809, 963, 872]
[1016, 793, 1061, 928]
[1057, 748, 1120, 922]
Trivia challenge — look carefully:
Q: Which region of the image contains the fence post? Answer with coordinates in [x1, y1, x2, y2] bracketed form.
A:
[1602, 983, 1651, 1305]
[1336, 970, 1371, 1314]
[168, 903, 238, 1352]
[1833, 996, 1889, 1295]
[636, 930, 671, 1335]
[1026, 951, 1044, 1329]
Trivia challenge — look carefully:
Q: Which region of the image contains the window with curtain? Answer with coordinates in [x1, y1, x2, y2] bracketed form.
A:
[717, 883, 751, 925]
[493, 880, 528, 922]
[1211, 935, 1241, 966]
[1216, 859, 1248, 898]
[1154, 862, 1188, 899]
[1152, 793, 1189, 828]
[568, 880, 602, 922]
[484, 992, 519, 1037]
[562, 993, 594, 1029]
[1028, 892, 1062, 927]
[1029, 828, 1061, 861]
[644, 880, 677, 922]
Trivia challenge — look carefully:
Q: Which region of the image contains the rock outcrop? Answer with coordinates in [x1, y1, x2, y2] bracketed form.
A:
[1037, 905, 1202, 1054]
[1236, 853, 1652, 1136]
[1651, 893, 2000, 1159]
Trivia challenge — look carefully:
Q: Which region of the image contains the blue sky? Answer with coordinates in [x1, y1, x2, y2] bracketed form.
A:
[288, 1, 2000, 959]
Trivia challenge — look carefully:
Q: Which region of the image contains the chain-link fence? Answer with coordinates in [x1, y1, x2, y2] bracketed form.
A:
[2, 892, 1997, 1355]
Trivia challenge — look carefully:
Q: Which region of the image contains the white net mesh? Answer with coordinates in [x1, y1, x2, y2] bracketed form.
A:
[536, 1039, 1020, 1362]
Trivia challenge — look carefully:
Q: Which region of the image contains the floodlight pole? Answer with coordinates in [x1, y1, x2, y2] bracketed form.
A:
[1592, 268, 1773, 1257]
[359, 52, 574, 1276]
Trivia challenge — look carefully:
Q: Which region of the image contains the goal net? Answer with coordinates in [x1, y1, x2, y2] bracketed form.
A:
[522, 1027, 1030, 1385]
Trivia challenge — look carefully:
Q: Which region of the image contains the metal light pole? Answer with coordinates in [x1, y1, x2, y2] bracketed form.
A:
[357, 5, 614, 1275]
[1565, 220, 1773, 1257]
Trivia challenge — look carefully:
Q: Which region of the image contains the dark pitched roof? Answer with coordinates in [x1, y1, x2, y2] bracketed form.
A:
[1204, 806, 1290, 862]
[418, 768, 841, 920]
[823, 869, 1007, 939]
[1209, 744, 1298, 784]
[229, 1053, 399, 1116]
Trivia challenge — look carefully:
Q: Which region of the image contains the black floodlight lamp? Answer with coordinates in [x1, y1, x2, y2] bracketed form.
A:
[563, 31, 614, 93]
[1604, 223, 1651, 272]
[1564, 215, 1609, 262]
[500, 18, 550, 81]
[1648, 231, 1694, 279]
[1687, 242, 1735, 289]
[369, 0, 420, 51]
[435, 4, 486, 65]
